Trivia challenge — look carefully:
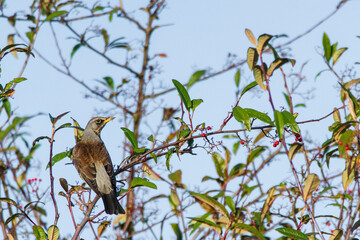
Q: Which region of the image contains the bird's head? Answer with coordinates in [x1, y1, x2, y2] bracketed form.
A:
[84, 117, 115, 136]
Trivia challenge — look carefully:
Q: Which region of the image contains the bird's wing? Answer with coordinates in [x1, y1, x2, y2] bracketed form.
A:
[73, 141, 117, 195]
[92, 142, 118, 192]
[73, 142, 101, 195]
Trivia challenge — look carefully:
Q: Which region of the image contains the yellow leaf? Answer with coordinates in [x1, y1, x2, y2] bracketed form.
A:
[245, 28, 257, 47]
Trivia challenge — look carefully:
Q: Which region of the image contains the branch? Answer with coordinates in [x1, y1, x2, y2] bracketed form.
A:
[71, 195, 100, 240]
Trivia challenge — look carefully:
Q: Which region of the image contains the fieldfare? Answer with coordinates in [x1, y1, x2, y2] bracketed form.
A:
[72, 117, 125, 215]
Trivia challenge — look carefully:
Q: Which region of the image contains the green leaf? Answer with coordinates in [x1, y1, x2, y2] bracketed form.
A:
[150, 153, 157, 163]
[247, 47, 258, 70]
[244, 108, 273, 125]
[267, 43, 279, 59]
[132, 147, 146, 154]
[101, 29, 109, 48]
[253, 65, 266, 90]
[47, 151, 68, 169]
[233, 141, 240, 154]
[257, 34, 272, 53]
[189, 191, 230, 219]
[166, 148, 174, 170]
[189, 212, 213, 235]
[172, 79, 192, 111]
[71, 117, 83, 143]
[26, 31, 34, 43]
[0, 198, 17, 206]
[276, 227, 309, 240]
[225, 196, 236, 212]
[240, 81, 257, 97]
[171, 223, 183, 240]
[130, 177, 157, 189]
[282, 110, 300, 133]
[260, 187, 277, 224]
[53, 111, 70, 124]
[187, 70, 205, 89]
[121, 127, 138, 148]
[71, 43, 82, 58]
[2, 99, 11, 116]
[342, 167, 355, 191]
[191, 99, 203, 111]
[274, 110, 285, 139]
[33, 225, 47, 240]
[233, 106, 251, 131]
[333, 47, 347, 65]
[94, 6, 105, 12]
[303, 174, 320, 201]
[247, 147, 266, 164]
[283, 93, 291, 108]
[245, 29, 257, 47]
[5, 213, 22, 225]
[229, 163, 246, 178]
[12, 77, 27, 83]
[103, 76, 114, 90]
[323, 33, 331, 62]
[168, 170, 182, 184]
[232, 223, 266, 240]
[44, 11, 67, 21]
[55, 123, 72, 132]
[329, 229, 343, 240]
[48, 225, 60, 240]
[170, 189, 180, 207]
[288, 143, 302, 161]
[212, 152, 226, 179]
[190, 217, 222, 236]
[147, 135, 154, 142]
[234, 69, 241, 87]
[267, 58, 295, 77]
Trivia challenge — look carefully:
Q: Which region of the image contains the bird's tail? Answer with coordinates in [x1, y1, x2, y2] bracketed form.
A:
[101, 192, 125, 215]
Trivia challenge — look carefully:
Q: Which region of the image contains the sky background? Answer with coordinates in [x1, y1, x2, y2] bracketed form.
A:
[1, 0, 360, 239]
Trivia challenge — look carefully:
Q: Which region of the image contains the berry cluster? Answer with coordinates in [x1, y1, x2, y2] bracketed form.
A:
[201, 126, 212, 137]
[27, 178, 42, 193]
[28, 178, 41, 183]
[273, 140, 280, 147]
[338, 141, 350, 150]
[294, 133, 302, 142]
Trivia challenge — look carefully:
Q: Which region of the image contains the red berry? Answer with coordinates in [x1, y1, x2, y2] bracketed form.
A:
[326, 222, 330, 226]
[240, 141, 244, 145]
[39, 179, 42, 182]
[348, 190, 352, 194]
[273, 143, 277, 147]
[201, 133, 206, 137]
[298, 138, 302, 142]
[316, 188, 319, 191]
[207, 126, 211, 130]
[275, 141, 279, 146]
[34, 178, 37, 181]
[331, 230, 334, 233]
[295, 137, 298, 141]
[28, 179, 31, 183]
[339, 142, 342, 145]
[345, 146, 349, 150]
[19, 205, 22, 209]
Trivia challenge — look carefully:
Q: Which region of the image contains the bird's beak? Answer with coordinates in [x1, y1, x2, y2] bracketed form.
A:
[104, 117, 115, 124]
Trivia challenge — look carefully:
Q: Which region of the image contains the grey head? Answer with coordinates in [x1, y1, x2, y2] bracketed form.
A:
[82, 117, 115, 139]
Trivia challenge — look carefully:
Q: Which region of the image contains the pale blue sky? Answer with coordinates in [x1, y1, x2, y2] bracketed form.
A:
[1, 0, 359, 239]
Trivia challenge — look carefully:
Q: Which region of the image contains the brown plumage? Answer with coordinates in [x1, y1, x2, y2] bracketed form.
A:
[72, 117, 125, 215]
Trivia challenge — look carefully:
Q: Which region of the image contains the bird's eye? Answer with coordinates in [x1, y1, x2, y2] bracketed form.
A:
[95, 119, 103, 124]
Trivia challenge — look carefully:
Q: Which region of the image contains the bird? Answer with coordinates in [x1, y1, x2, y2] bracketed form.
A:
[72, 117, 125, 215]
